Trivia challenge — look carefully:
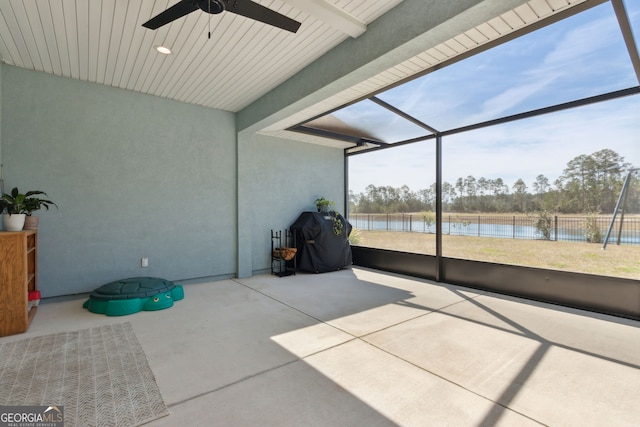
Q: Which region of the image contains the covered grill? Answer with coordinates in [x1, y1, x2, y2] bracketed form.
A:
[290, 211, 352, 273]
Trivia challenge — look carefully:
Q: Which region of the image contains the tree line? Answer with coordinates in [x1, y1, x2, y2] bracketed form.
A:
[349, 149, 639, 214]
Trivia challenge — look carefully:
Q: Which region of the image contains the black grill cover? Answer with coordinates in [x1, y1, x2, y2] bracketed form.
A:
[290, 211, 352, 273]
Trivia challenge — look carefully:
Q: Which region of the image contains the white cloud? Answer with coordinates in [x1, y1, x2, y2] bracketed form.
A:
[347, 3, 640, 194]
[537, 12, 617, 75]
[350, 97, 640, 193]
[469, 76, 558, 124]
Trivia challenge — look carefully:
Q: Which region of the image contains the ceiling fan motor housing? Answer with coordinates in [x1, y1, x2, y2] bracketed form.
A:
[198, 0, 225, 14]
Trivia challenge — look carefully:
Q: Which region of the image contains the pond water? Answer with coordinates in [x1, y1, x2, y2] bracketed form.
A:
[348, 215, 640, 245]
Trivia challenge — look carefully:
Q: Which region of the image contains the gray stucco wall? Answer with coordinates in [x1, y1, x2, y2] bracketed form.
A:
[0, 64, 346, 296]
[1, 65, 237, 297]
[238, 133, 344, 276]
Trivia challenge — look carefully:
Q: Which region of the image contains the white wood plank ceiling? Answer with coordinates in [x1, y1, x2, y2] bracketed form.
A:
[0, 0, 400, 112]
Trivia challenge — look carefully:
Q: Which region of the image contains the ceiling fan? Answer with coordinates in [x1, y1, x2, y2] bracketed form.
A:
[142, 0, 302, 33]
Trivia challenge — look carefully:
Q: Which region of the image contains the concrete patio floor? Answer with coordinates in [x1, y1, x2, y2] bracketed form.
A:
[4, 267, 639, 426]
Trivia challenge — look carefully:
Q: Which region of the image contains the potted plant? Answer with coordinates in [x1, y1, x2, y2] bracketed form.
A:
[22, 190, 58, 230]
[0, 187, 57, 231]
[1, 188, 27, 231]
[315, 197, 334, 213]
[314, 197, 344, 236]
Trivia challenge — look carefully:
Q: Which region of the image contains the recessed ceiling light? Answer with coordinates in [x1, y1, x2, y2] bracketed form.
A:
[155, 45, 172, 55]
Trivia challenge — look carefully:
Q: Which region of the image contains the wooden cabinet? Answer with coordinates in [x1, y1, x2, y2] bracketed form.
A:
[0, 230, 38, 336]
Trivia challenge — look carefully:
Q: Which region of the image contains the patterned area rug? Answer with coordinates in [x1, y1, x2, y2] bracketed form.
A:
[0, 322, 169, 426]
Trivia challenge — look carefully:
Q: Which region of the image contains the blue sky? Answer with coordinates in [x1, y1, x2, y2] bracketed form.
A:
[348, 1, 639, 194]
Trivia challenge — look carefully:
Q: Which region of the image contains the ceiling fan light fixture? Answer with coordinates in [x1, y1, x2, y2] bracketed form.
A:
[155, 45, 172, 55]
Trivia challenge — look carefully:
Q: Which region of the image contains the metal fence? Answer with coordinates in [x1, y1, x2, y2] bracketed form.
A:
[347, 213, 640, 245]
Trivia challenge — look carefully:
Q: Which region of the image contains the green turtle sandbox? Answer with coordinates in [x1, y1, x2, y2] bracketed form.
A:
[83, 277, 184, 316]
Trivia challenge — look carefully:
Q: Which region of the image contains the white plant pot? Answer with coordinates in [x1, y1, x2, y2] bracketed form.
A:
[2, 214, 26, 231]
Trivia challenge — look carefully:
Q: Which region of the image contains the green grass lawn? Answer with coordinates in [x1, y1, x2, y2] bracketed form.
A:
[355, 230, 640, 280]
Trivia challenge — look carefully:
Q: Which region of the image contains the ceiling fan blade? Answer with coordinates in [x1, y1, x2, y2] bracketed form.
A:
[224, 0, 301, 33]
[142, 1, 200, 30]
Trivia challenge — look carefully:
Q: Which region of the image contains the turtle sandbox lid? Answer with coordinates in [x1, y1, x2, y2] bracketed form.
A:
[83, 277, 184, 316]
